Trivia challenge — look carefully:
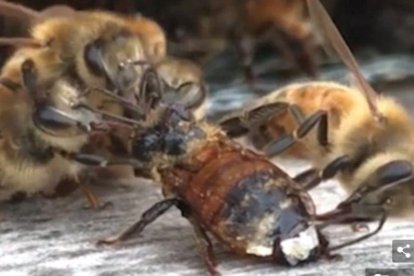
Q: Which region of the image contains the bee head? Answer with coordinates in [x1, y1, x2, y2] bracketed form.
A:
[84, 30, 146, 98]
[320, 157, 414, 229]
[348, 159, 414, 217]
[129, 67, 206, 164]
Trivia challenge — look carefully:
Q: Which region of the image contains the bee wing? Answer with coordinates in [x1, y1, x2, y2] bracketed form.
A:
[306, 0, 383, 121]
[219, 102, 289, 138]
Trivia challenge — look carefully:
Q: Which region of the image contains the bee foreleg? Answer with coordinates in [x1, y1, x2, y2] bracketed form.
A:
[97, 198, 179, 245]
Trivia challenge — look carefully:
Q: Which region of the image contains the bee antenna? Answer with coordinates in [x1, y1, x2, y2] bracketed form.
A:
[306, 0, 384, 123]
[84, 87, 146, 119]
[74, 103, 144, 127]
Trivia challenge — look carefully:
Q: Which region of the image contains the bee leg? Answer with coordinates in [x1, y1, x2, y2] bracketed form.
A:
[319, 155, 351, 180]
[264, 110, 328, 156]
[293, 155, 351, 192]
[292, 168, 321, 190]
[351, 223, 370, 233]
[78, 183, 103, 210]
[317, 230, 342, 261]
[63, 152, 144, 168]
[328, 212, 387, 252]
[97, 198, 179, 245]
[177, 201, 220, 276]
[219, 102, 290, 138]
[191, 222, 221, 276]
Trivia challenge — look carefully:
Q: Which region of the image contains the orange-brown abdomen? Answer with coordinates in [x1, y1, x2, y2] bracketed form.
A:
[163, 141, 315, 258]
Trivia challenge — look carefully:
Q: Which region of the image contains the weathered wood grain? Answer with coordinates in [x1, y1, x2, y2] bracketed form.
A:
[1, 159, 413, 276]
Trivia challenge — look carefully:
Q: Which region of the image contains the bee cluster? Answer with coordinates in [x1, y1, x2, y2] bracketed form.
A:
[0, 1, 412, 275]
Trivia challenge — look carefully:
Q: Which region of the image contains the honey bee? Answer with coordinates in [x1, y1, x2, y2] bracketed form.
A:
[241, 0, 318, 80]
[0, 2, 209, 120]
[0, 2, 175, 180]
[0, 1, 169, 115]
[166, 0, 318, 91]
[220, 0, 414, 248]
[0, 45, 107, 206]
[63, 66, 379, 275]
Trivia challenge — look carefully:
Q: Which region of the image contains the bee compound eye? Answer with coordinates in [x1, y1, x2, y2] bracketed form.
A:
[376, 160, 413, 187]
[84, 39, 106, 77]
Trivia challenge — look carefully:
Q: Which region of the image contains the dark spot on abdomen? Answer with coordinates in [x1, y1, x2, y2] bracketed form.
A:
[218, 171, 307, 241]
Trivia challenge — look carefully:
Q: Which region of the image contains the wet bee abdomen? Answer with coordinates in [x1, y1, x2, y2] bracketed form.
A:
[174, 145, 314, 259]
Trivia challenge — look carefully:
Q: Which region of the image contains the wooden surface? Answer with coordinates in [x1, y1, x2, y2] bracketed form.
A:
[2, 57, 414, 275]
[1, 159, 414, 276]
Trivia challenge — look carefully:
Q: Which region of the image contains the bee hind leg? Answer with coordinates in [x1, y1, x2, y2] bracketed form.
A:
[177, 201, 221, 276]
[97, 198, 179, 246]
